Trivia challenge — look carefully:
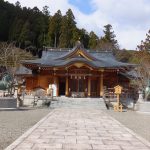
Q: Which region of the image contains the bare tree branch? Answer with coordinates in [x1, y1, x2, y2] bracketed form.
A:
[0, 42, 34, 68]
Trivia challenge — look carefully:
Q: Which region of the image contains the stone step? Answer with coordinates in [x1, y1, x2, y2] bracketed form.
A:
[22, 95, 107, 109]
[50, 98, 106, 109]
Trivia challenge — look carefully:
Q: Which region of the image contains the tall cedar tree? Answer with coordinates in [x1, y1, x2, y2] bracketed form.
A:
[88, 31, 98, 49]
[0, 1, 98, 50]
[0, 1, 49, 53]
[59, 9, 76, 48]
[46, 10, 62, 47]
[97, 24, 119, 51]
[0, 1, 124, 53]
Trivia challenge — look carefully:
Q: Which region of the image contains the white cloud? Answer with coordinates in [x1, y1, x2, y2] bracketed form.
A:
[116, 28, 147, 50]
[5, 0, 150, 49]
[89, 0, 150, 49]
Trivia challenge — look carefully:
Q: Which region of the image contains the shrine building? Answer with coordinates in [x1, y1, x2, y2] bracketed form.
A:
[20, 43, 134, 97]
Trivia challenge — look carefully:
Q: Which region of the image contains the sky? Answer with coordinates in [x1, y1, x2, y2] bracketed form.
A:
[5, 0, 150, 50]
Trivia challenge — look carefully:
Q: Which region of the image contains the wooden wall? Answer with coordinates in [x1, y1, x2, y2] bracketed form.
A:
[25, 69, 130, 97]
[26, 75, 54, 91]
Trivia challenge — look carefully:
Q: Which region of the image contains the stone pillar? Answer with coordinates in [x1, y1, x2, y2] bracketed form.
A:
[65, 76, 69, 96]
[100, 70, 104, 97]
[88, 77, 91, 97]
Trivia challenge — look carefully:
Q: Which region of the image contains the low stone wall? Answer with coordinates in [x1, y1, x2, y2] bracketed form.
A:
[22, 95, 34, 106]
[23, 95, 44, 106]
[135, 101, 150, 112]
[0, 97, 17, 108]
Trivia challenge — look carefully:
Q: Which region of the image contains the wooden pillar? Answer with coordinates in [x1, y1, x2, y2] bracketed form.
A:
[100, 70, 104, 97]
[37, 75, 40, 87]
[65, 76, 69, 96]
[88, 77, 91, 97]
[54, 76, 59, 96]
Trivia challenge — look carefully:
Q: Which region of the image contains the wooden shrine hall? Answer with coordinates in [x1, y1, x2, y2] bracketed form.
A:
[20, 42, 134, 97]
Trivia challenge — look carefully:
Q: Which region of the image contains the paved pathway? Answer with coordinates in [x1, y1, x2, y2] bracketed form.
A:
[6, 98, 150, 150]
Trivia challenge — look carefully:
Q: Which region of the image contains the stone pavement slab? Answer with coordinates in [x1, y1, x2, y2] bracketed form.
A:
[5, 99, 150, 150]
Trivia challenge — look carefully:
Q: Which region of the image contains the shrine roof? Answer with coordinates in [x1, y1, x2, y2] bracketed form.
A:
[15, 66, 32, 75]
[119, 70, 140, 79]
[22, 44, 134, 69]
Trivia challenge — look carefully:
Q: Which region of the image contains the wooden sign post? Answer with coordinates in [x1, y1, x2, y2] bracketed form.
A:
[113, 85, 123, 112]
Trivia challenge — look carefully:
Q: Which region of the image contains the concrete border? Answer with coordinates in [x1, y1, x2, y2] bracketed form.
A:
[5, 109, 55, 150]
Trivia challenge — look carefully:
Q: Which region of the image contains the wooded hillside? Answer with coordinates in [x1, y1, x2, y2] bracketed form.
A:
[0, 0, 147, 65]
[0, 1, 119, 54]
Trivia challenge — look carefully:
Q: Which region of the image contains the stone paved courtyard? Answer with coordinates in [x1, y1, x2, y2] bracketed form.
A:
[5, 98, 150, 150]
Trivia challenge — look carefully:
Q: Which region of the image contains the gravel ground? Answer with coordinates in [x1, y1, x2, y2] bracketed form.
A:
[0, 107, 50, 150]
[104, 110, 150, 142]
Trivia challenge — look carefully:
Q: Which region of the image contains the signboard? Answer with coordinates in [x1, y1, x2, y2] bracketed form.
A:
[114, 85, 122, 94]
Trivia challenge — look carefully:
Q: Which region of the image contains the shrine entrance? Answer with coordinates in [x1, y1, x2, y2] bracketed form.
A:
[53, 68, 120, 97]
[59, 78, 66, 96]
[69, 77, 88, 97]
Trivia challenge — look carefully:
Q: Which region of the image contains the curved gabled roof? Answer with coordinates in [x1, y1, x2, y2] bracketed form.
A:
[22, 44, 134, 69]
[55, 45, 97, 61]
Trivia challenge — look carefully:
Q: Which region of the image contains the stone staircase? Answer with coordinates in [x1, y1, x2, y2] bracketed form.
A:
[22, 95, 107, 110]
[50, 97, 106, 110]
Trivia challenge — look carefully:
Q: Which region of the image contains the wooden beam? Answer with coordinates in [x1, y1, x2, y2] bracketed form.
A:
[100, 70, 104, 97]
[88, 77, 91, 97]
